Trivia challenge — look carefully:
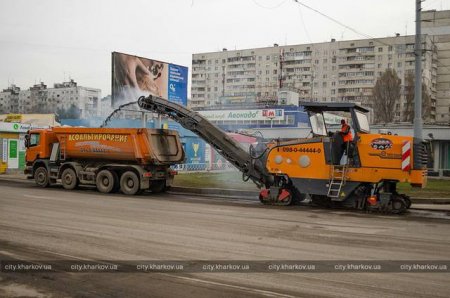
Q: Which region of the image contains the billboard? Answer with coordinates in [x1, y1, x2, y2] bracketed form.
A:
[198, 109, 284, 121]
[112, 52, 188, 107]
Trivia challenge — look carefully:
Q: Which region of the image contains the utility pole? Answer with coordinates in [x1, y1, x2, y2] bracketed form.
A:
[141, 111, 147, 128]
[414, 0, 423, 139]
[310, 67, 315, 102]
[279, 49, 284, 89]
[222, 66, 226, 98]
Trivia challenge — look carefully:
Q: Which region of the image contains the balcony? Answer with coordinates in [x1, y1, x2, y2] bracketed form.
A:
[192, 59, 206, 65]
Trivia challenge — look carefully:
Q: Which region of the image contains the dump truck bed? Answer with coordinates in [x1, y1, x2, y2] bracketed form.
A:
[51, 127, 184, 165]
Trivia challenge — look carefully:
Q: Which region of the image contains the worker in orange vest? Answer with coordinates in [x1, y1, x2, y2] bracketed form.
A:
[339, 119, 353, 162]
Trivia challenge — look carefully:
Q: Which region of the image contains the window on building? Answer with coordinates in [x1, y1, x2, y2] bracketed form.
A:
[378, 47, 383, 52]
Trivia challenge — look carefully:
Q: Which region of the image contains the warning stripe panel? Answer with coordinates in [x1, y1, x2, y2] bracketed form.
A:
[401, 140, 411, 171]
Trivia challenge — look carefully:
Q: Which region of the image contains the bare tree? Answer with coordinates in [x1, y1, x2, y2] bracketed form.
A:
[403, 73, 414, 122]
[373, 69, 401, 123]
[422, 85, 432, 121]
[402, 73, 432, 122]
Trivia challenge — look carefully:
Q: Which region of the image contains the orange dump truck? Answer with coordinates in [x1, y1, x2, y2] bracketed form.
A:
[24, 127, 185, 195]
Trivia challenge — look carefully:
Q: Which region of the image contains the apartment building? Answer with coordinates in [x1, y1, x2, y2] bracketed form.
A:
[423, 9, 450, 123]
[0, 80, 101, 119]
[191, 10, 450, 124]
[0, 85, 20, 113]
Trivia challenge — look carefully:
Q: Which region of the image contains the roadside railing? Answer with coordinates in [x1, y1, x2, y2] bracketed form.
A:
[172, 164, 450, 177]
[172, 162, 237, 172]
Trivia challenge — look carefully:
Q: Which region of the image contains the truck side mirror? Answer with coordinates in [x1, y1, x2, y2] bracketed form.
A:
[24, 135, 30, 148]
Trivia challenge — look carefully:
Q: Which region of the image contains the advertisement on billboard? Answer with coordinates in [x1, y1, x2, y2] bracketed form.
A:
[112, 52, 188, 107]
[198, 109, 284, 121]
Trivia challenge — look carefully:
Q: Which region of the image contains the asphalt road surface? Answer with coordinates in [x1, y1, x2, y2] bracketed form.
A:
[1, 179, 450, 298]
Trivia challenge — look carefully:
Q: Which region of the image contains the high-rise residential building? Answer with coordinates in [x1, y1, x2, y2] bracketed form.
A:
[0, 79, 101, 118]
[423, 9, 450, 123]
[0, 85, 20, 113]
[192, 9, 450, 124]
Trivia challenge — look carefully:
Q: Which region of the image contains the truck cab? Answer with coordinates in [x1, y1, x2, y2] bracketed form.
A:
[301, 102, 373, 168]
[24, 129, 56, 176]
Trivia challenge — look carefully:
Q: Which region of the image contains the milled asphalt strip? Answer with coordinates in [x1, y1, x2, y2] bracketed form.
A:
[160, 275, 299, 298]
[1, 176, 448, 211]
[1, 248, 298, 298]
[23, 194, 50, 200]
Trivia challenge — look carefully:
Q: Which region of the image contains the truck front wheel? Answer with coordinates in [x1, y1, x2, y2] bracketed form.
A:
[34, 167, 50, 188]
[120, 171, 140, 195]
[61, 168, 78, 190]
[96, 170, 116, 193]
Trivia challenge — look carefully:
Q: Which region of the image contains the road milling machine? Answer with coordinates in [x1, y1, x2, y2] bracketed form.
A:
[138, 95, 428, 214]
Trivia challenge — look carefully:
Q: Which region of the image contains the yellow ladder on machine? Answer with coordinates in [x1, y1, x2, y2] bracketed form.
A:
[328, 142, 351, 198]
[327, 162, 349, 198]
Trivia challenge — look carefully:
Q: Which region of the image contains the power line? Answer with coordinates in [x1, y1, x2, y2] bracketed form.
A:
[297, 5, 312, 43]
[292, 0, 374, 39]
[291, 0, 450, 77]
[291, 0, 395, 48]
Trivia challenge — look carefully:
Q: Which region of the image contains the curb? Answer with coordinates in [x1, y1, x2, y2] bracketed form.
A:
[171, 186, 450, 205]
[410, 205, 450, 212]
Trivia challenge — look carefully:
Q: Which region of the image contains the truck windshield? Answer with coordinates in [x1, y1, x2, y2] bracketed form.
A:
[29, 133, 40, 147]
[355, 111, 370, 133]
[309, 113, 327, 136]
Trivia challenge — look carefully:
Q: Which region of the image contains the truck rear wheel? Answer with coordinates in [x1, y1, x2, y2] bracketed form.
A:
[120, 171, 140, 195]
[61, 168, 78, 190]
[96, 170, 116, 193]
[34, 167, 50, 188]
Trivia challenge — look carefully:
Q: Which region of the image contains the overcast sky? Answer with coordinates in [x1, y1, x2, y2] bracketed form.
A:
[0, 0, 448, 97]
